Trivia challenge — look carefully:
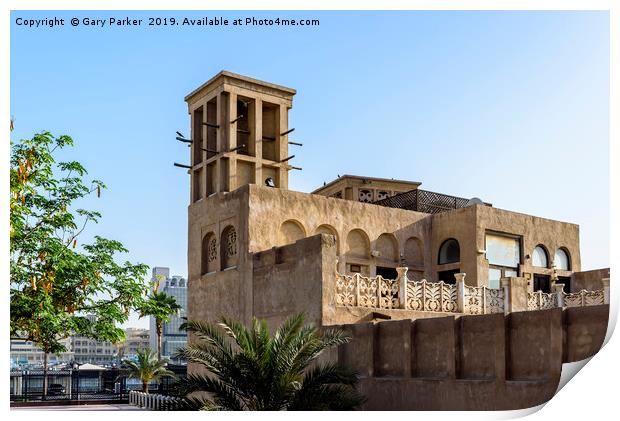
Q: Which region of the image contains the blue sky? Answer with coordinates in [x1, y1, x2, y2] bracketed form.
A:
[10, 10, 609, 328]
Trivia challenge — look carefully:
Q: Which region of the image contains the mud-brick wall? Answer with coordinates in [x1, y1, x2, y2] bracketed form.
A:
[571, 268, 610, 292]
[251, 234, 337, 329]
[336, 305, 609, 410]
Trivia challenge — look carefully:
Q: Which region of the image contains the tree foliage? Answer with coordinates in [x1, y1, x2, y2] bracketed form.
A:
[176, 313, 365, 410]
[10, 131, 149, 356]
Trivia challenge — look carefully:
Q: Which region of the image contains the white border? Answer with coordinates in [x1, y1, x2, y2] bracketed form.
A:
[2, 1, 616, 420]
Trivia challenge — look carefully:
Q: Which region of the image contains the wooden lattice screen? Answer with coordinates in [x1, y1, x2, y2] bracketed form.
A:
[374, 189, 490, 214]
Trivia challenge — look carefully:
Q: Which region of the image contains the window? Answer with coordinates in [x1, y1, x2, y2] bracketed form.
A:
[220, 226, 238, 270]
[488, 268, 502, 289]
[438, 239, 460, 264]
[532, 245, 549, 268]
[376, 190, 390, 201]
[554, 248, 570, 270]
[486, 268, 517, 289]
[358, 189, 373, 203]
[486, 234, 520, 268]
[486, 233, 521, 289]
[202, 232, 217, 274]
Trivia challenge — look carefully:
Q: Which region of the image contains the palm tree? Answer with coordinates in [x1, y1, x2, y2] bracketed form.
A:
[139, 290, 182, 360]
[176, 313, 365, 410]
[120, 348, 176, 393]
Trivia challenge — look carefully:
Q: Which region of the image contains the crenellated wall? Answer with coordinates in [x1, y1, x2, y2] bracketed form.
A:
[334, 304, 609, 410]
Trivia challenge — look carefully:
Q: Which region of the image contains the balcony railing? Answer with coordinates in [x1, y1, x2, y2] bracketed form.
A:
[374, 188, 491, 214]
[335, 268, 609, 315]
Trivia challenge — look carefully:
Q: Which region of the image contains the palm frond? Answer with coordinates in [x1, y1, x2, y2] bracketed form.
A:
[175, 313, 365, 410]
[218, 316, 253, 353]
[177, 373, 245, 411]
[182, 320, 233, 356]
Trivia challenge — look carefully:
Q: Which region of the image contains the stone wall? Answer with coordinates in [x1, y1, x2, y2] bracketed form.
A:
[188, 187, 251, 324]
[475, 205, 581, 288]
[251, 234, 336, 329]
[431, 204, 581, 287]
[247, 184, 433, 279]
[188, 185, 584, 327]
[335, 305, 609, 410]
[571, 268, 610, 292]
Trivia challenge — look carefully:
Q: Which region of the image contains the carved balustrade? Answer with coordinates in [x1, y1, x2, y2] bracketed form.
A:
[334, 267, 607, 315]
[406, 280, 458, 312]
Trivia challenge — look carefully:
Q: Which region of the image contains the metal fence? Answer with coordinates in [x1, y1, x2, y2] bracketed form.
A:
[10, 364, 187, 404]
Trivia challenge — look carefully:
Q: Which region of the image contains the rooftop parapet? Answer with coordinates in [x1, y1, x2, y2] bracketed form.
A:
[374, 188, 492, 214]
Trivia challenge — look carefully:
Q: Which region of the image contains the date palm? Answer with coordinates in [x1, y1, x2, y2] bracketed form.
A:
[176, 313, 365, 410]
[120, 348, 176, 393]
[139, 288, 182, 360]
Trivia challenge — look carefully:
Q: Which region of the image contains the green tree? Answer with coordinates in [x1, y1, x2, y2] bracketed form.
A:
[120, 348, 176, 393]
[176, 313, 365, 410]
[138, 279, 182, 361]
[10, 131, 149, 398]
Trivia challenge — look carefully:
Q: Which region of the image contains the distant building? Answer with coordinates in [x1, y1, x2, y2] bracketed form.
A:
[11, 316, 129, 368]
[117, 328, 151, 359]
[149, 267, 188, 362]
[71, 315, 118, 366]
[10, 338, 73, 368]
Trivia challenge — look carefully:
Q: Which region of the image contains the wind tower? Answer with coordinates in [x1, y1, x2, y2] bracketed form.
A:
[182, 71, 297, 202]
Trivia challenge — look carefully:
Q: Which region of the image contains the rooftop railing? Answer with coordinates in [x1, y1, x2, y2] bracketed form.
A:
[373, 188, 491, 214]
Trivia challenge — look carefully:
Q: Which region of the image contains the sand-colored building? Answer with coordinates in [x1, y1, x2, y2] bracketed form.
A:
[180, 71, 609, 410]
[182, 71, 595, 327]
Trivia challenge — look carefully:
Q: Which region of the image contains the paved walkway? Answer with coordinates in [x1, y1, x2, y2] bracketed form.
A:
[12, 404, 144, 411]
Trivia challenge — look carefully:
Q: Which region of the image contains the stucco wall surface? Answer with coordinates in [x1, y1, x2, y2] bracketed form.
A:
[571, 268, 610, 292]
[252, 234, 336, 329]
[336, 305, 608, 410]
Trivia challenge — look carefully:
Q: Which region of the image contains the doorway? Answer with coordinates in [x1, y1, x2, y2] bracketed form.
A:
[376, 266, 398, 280]
[533, 274, 551, 293]
[558, 276, 571, 293]
[438, 269, 459, 284]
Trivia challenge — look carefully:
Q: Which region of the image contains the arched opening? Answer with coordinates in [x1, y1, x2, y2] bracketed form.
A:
[314, 224, 339, 254]
[532, 245, 549, 268]
[375, 233, 399, 262]
[375, 233, 399, 279]
[404, 237, 424, 267]
[346, 229, 370, 259]
[554, 248, 571, 271]
[201, 232, 217, 275]
[438, 238, 460, 264]
[278, 219, 306, 246]
[220, 226, 238, 270]
[404, 236, 424, 281]
[345, 229, 370, 276]
[437, 238, 460, 284]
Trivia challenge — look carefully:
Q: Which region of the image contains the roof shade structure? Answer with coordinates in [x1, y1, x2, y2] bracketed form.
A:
[374, 188, 492, 214]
